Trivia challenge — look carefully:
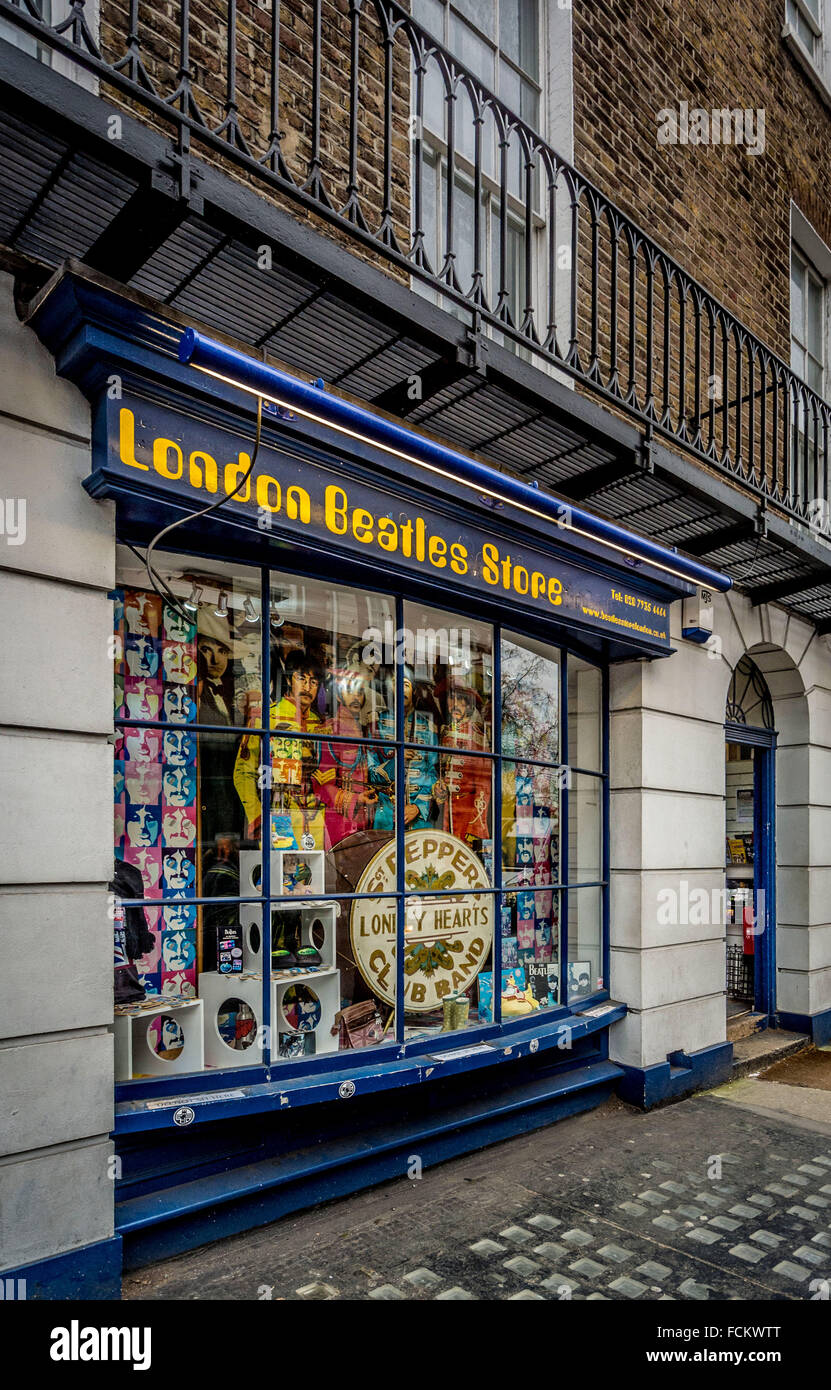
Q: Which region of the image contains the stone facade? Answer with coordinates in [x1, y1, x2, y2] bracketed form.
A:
[0, 273, 116, 1270]
[572, 0, 831, 357]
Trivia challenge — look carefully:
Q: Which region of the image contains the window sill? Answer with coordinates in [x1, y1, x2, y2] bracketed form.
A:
[114, 998, 626, 1133]
[782, 24, 831, 111]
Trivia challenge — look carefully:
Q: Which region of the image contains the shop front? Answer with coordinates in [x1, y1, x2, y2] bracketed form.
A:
[23, 269, 732, 1273]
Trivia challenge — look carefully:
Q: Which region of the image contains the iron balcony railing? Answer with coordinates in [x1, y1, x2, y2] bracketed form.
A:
[2, 0, 829, 529]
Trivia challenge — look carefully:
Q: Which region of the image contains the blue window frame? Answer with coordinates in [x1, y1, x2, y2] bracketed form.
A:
[113, 542, 609, 1099]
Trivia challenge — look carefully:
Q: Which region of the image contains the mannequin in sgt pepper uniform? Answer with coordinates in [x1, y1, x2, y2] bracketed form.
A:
[312, 666, 380, 848]
[367, 669, 439, 831]
[233, 650, 325, 849]
[434, 679, 491, 844]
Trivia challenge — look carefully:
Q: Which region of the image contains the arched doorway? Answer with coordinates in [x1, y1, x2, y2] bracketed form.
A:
[724, 655, 777, 1034]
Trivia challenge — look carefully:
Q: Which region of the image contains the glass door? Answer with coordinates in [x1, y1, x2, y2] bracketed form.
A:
[724, 734, 776, 1027]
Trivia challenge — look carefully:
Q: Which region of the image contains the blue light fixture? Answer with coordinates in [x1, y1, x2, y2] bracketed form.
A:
[178, 327, 732, 593]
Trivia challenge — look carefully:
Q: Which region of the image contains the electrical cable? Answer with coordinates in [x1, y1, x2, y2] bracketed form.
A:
[141, 396, 264, 621]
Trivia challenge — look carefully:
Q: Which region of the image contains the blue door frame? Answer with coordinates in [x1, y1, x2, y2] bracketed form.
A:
[724, 721, 777, 1023]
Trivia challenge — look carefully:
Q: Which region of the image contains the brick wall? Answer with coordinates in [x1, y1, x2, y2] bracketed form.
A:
[571, 0, 831, 363]
[99, 0, 411, 275]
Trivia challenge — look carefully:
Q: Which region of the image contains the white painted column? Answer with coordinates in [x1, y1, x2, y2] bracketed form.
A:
[0, 273, 116, 1272]
[608, 603, 729, 1071]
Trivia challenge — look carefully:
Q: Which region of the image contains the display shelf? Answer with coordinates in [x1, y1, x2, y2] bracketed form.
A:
[238, 849, 336, 971]
[239, 847, 325, 898]
[114, 996, 204, 1081]
[199, 966, 341, 1067]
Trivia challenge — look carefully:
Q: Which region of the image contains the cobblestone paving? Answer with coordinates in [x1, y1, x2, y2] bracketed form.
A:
[124, 1094, 831, 1301]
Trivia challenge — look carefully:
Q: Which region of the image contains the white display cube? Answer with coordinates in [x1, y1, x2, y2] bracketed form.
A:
[114, 996, 204, 1081]
[239, 847, 325, 898]
[198, 966, 341, 1067]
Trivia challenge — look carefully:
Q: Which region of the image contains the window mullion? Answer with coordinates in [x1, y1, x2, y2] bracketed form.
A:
[394, 592, 406, 1045]
[260, 565, 272, 1070]
[493, 624, 503, 1025]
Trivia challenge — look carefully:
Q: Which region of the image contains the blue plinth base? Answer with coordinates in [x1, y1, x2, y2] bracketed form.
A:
[0, 1236, 122, 1301]
[616, 1041, 734, 1109]
[778, 1006, 831, 1047]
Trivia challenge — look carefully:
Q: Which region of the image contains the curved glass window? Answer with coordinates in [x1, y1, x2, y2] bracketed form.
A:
[111, 549, 607, 1083]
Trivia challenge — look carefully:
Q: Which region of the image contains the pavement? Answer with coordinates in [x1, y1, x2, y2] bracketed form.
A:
[123, 1047, 831, 1302]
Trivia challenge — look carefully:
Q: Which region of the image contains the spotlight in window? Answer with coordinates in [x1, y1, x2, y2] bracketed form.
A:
[184, 583, 203, 612]
[242, 596, 259, 624]
[214, 590, 230, 619]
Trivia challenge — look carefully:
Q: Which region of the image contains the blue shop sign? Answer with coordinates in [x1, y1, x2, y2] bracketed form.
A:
[91, 393, 672, 651]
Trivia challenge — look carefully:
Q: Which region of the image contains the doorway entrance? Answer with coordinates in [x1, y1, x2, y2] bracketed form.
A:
[724, 656, 777, 1034]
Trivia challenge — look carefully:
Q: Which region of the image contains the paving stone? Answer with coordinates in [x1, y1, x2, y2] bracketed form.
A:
[587, 1292, 610, 1300]
[820, 1185, 831, 1196]
[678, 1278, 713, 1300]
[618, 1201, 648, 1217]
[296, 1282, 339, 1299]
[782, 1173, 809, 1187]
[509, 1289, 545, 1299]
[561, 1228, 594, 1247]
[694, 1192, 725, 1208]
[659, 1181, 687, 1195]
[773, 1260, 812, 1283]
[435, 1286, 476, 1300]
[766, 1183, 799, 1197]
[541, 1274, 579, 1295]
[652, 1214, 682, 1232]
[402, 1268, 442, 1289]
[526, 1213, 561, 1232]
[750, 1230, 784, 1248]
[788, 1206, 819, 1222]
[637, 1260, 672, 1280]
[708, 1215, 742, 1232]
[470, 1239, 506, 1256]
[746, 1193, 774, 1208]
[729, 1243, 767, 1264]
[597, 1243, 634, 1264]
[811, 1232, 831, 1248]
[636, 1190, 665, 1206]
[793, 1245, 827, 1267]
[798, 1164, 826, 1177]
[503, 1255, 541, 1277]
[812, 1156, 831, 1168]
[686, 1228, 723, 1245]
[805, 1195, 830, 1208]
[608, 1275, 648, 1298]
[729, 1203, 762, 1218]
[569, 1256, 608, 1278]
[533, 1242, 569, 1261]
[675, 1205, 706, 1220]
[499, 1226, 535, 1245]
[368, 1284, 405, 1300]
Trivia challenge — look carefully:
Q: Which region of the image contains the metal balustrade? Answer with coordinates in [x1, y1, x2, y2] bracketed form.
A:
[1, 0, 829, 528]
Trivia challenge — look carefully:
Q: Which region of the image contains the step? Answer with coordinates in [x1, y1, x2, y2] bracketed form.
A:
[116, 1057, 622, 1267]
[731, 1027, 810, 1080]
[726, 1010, 766, 1043]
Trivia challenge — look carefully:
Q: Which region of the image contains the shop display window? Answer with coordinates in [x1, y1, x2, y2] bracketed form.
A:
[565, 887, 603, 1003]
[111, 550, 606, 1081]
